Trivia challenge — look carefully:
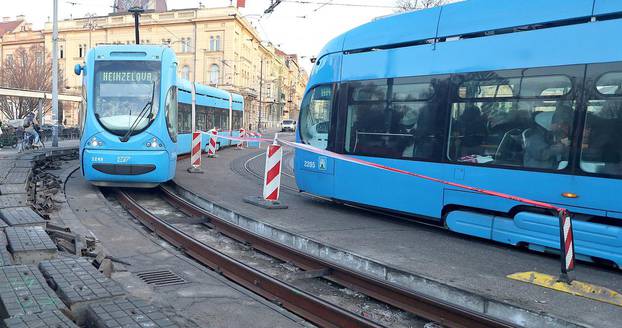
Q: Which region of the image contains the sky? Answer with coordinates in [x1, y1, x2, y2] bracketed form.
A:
[1, 0, 406, 71]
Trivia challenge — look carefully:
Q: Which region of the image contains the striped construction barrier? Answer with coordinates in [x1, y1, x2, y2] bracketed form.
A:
[207, 128, 218, 158]
[190, 131, 202, 170]
[236, 128, 246, 150]
[263, 142, 283, 201]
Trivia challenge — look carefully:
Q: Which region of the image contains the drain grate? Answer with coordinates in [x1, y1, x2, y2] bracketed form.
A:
[135, 270, 187, 287]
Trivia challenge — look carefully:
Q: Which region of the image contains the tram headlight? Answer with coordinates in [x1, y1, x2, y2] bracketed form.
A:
[89, 137, 103, 147]
[145, 137, 163, 149]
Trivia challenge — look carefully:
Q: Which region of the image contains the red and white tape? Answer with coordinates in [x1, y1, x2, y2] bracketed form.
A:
[209, 133, 576, 280]
[190, 131, 202, 168]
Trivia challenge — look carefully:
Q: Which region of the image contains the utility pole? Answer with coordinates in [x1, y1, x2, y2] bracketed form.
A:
[84, 13, 97, 50]
[258, 57, 263, 133]
[128, 7, 144, 44]
[51, 0, 59, 147]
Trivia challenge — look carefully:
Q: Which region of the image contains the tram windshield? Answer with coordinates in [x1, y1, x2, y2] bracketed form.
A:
[93, 61, 161, 136]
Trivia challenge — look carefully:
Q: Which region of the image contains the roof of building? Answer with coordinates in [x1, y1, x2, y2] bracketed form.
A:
[113, 0, 167, 13]
[0, 20, 22, 38]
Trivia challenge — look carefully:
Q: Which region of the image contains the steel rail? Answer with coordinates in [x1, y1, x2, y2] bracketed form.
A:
[114, 189, 382, 328]
[159, 186, 518, 328]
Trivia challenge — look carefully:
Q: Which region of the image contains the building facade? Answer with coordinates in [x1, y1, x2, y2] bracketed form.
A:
[0, 3, 308, 129]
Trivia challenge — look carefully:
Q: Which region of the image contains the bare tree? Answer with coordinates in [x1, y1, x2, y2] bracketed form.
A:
[396, 0, 448, 12]
[0, 45, 65, 120]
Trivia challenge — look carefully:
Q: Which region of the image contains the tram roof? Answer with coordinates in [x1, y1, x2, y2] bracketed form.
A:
[92, 44, 171, 60]
[316, 0, 622, 58]
[177, 79, 231, 101]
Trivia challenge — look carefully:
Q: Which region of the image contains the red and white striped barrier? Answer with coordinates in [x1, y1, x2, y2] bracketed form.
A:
[237, 128, 246, 150]
[263, 142, 283, 201]
[189, 131, 202, 172]
[558, 210, 575, 282]
[207, 128, 218, 157]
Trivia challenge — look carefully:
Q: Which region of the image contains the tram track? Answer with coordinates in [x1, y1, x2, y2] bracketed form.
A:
[114, 185, 518, 328]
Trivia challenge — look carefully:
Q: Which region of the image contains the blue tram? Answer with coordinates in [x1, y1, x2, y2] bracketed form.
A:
[76, 45, 178, 187]
[295, 0, 622, 267]
[76, 45, 243, 187]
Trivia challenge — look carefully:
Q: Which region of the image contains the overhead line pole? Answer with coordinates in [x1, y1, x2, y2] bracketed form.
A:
[264, 0, 283, 14]
[51, 0, 59, 147]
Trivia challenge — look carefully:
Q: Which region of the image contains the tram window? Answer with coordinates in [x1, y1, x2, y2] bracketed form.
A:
[448, 73, 575, 171]
[221, 108, 230, 130]
[232, 111, 242, 130]
[177, 103, 191, 133]
[300, 84, 334, 149]
[206, 107, 220, 130]
[580, 72, 622, 176]
[197, 106, 207, 131]
[344, 79, 444, 160]
[165, 86, 178, 142]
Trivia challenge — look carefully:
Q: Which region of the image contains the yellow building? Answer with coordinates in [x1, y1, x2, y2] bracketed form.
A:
[0, 3, 308, 128]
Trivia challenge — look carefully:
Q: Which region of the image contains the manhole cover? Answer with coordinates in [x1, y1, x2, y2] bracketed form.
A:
[135, 270, 187, 287]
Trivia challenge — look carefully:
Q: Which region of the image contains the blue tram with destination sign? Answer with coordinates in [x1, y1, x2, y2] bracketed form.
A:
[75, 45, 243, 187]
[295, 0, 622, 268]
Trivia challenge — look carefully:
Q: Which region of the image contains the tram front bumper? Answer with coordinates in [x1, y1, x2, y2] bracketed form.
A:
[82, 149, 174, 186]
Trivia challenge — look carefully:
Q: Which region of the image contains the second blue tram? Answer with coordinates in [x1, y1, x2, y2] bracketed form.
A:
[176, 79, 244, 153]
[295, 0, 622, 267]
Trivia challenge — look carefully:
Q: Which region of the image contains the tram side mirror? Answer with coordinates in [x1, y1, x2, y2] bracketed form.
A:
[74, 64, 83, 76]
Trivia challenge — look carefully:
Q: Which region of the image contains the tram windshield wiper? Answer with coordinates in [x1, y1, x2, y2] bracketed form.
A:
[120, 82, 155, 142]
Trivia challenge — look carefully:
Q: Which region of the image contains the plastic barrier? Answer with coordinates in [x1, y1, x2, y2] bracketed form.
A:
[207, 128, 218, 158]
[209, 133, 576, 282]
[263, 141, 283, 201]
[236, 128, 246, 150]
[189, 131, 202, 173]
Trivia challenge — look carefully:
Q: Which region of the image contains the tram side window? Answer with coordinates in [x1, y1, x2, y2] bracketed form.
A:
[300, 84, 333, 149]
[197, 105, 207, 131]
[165, 86, 178, 142]
[344, 79, 444, 160]
[232, 111, 242, 130]
[448, 73, 575, 171]
[581, 71, 622, 176]
[177, 103, 191, 133]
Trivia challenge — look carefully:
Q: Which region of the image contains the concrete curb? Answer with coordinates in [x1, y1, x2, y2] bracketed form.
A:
[171, 181, 590, 328]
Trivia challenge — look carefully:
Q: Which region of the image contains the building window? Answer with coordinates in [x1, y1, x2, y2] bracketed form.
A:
[6, 54, 14, 66]
[210, 35, 221, 51]
[182, 65, 190, 80]
[35, 52, 43, 66]
[59, 45, 64, 59]
[209, 64, 220, 85]
[79, 44, 84, 58]
[181, 37, 191, 52]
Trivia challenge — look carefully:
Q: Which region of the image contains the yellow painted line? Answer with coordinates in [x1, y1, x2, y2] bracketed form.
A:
[508, 271, 622, 307]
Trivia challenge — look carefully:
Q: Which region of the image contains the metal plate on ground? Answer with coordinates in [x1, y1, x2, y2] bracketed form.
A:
[6, 226, 57, 264]
[0, 184, 27, 195]
[13, 160, 34, 168]
[0, 194, 29, 208]
[3, 310, 78, 328]
[135, 269, 187, 287]
[2, 171, 30, 184]
[0, 265, 66, 317]
[39, 258, 126, 325]
[87, 297, 179, 328]
[0, 231, 14, 267]
[0, 207, 45, 227]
